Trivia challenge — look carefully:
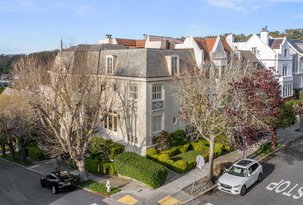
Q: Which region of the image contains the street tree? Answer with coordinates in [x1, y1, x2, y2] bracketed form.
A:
[11, 48, 119, 181]
[231, 69, 283, 149]
[172, 61, 253, 181]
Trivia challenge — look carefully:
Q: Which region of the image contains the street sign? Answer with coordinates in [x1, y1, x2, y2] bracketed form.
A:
[196, 155, 205, 169]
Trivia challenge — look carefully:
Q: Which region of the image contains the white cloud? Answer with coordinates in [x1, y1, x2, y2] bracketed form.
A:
[0, 0, 45, 13]
[207, 0, 245, 10]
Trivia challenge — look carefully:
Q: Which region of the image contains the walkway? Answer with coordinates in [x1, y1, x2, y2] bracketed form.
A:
[25, 122, 303, 205]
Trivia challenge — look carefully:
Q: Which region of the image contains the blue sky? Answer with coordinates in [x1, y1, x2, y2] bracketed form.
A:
[0, 0, 303, 54]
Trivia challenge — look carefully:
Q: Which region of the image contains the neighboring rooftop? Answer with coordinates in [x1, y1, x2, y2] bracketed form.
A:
[269, 38, 283, 49]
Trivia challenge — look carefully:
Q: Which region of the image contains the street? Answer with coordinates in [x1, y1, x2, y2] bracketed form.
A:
[189, 138, 303, 205]
[0, 159, 107, 205]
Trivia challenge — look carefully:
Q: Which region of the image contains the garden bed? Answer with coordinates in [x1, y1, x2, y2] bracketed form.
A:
[79, 179, 120, 196]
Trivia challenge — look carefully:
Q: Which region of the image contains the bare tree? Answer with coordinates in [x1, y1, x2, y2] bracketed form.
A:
[172, 61, 255, 181]
[11, 49, 119, 181]
[0, 92, 38, 163]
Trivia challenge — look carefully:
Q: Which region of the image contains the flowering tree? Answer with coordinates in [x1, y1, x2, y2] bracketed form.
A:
[230, 69, 283, 149]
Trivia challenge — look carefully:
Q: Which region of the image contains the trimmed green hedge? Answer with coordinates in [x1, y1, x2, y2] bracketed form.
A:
[114, 152, 168, 188]
[27, 146, 48, 160]
[85, 157, 116, 175]
[85, 157, 101, 174]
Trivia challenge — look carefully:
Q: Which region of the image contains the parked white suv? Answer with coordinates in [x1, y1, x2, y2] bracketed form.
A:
[217, 158, 263, 196]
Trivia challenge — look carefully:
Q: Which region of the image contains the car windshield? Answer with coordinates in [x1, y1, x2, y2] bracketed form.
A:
[56, 171, 73, 180]
[227, 165, 247, 177]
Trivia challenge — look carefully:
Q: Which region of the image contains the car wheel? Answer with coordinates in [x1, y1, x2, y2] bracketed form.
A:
[240, 185, 246, 196]
[52, 185, 58, 194]
[40, 180, 45, 187]
[257, 173, 263, 183]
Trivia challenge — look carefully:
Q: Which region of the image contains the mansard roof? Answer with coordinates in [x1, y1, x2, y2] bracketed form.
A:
[57, 45, 196, 78]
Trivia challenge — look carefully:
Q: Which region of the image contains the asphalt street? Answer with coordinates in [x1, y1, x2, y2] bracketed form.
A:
[0, 159, 107, 205]
[189, 138, 303, 205]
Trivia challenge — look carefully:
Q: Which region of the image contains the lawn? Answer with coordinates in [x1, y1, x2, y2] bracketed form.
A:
[171, 150, 201, 162]
[79, 180, 120, 196]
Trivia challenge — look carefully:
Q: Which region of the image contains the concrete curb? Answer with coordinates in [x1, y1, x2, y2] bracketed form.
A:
[181, 184, 217, 204]
[0, 157, 43, 176]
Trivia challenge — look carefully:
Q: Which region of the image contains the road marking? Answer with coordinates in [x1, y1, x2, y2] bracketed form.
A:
[89, 203, 98, 205]
[266, 179, 303, 199]
[118, 195, 138, 205]
[158, 195, 181, 205]
[205, 203, 214, 205]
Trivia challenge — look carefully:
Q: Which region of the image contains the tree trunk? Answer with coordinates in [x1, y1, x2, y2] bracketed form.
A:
[207, 135, 215, 182]
[8, 142, 15, 159]
[76, 159, 87, 182]
[271, 128, 277, 150]
[1, 142, 6, 157]
[17, 138, 27, 163]
[300, 114, 303, 132]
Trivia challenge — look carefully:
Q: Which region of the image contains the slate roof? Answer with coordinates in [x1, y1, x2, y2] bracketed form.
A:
[269, 38, 283, 49]
[57, 45, 197, 78]
[289, 39, 303, 54]
[240, 51, 259, 63]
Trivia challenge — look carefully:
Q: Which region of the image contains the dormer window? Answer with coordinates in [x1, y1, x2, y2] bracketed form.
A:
[284, 49, 288, 57]
[106, 56, 114, 74]
[167, 55, 179, 75]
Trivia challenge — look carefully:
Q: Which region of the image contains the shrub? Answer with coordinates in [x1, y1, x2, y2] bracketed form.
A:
[102, 161, 116, 175]
[157, 153, 170, 161]
[88, 136, 125, 161]
[114, 152, 168, 188]
[27, 146, 47, 160]
[161, 147, 180, 157]
[154, 130, 172, 151]
[214, 143, 224, 157]
[171, 130, 187, 146]
[174, 160, 188, 172]
[146, 148, 158, 157]
[176, 143, 191, 153]
[191, 140, 209, 152]
[109, 143, 125, 161]
[85, 157, 101, 174]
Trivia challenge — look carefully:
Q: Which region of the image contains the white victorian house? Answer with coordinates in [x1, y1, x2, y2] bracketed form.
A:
[289, 39, 303, 90]
[231, 27, 293, 98]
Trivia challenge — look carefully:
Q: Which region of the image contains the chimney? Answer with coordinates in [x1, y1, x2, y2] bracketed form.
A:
[260, 26, 269, 45]
[105, 34, 112, 39]
[143, 34, 147, 39]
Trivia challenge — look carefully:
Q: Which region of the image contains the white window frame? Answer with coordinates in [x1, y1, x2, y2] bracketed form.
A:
[152, 84, 162, 101]
[171, 56, 179, 75]
[284, 49, 287, 57]
[282, 65, 287, 76]
[129, 84, 138, 100]
[104, 112, 118, 132]
[106, 56, 114, 74]
[152, 114, 163, 133]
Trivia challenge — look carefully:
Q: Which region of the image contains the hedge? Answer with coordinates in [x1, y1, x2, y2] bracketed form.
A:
[89, 137, 125, 161]
[114, 152, 168, 188]
[85, 157, 116, 175]
[171, 130, 187, 146]
[85, 157, 101, 174]
[28, 146, 48, 160]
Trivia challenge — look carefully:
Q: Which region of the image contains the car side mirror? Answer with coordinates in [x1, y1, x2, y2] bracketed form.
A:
[224, 168, 228, 172]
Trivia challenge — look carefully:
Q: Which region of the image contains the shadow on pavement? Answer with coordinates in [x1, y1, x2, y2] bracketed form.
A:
[245, 162, 275, 194]
[281, 138, 303, 165]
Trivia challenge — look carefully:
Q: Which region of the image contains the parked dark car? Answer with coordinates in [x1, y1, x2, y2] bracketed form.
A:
[40, 170, 77, 194]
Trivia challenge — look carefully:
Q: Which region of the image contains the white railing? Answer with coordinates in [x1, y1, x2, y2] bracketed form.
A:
[279, 75, 293, 82]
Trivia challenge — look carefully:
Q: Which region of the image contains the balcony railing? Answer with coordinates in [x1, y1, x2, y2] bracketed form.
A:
[279, 75, 293, 82]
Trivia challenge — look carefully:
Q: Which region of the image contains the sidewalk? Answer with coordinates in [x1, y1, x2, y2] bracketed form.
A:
[25, 122, 303, 205]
